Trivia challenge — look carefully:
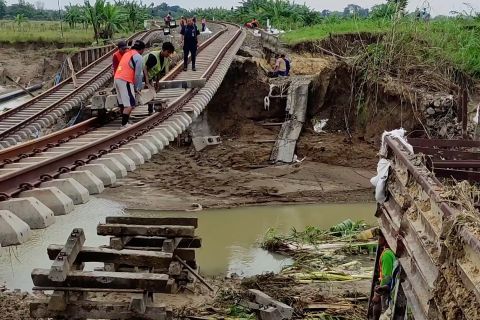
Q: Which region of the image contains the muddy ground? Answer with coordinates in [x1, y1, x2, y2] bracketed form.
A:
[101, 130, 376, 211]
[0, 45, 65, 88]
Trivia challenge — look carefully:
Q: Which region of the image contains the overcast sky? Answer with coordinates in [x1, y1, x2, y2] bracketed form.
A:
[7, 0, 480, 16]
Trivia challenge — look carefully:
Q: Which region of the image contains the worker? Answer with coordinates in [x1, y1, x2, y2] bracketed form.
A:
[112, 40, 128, 75]
[201, 17, 206, 32]
[372, 232, 396, 320]
[114, 39, 146, 128]
[164, 12, 172, 26]
[180, 16, 186, 31]
[181, 18, 200, 72]
[273, 54, 287, 77]
[143, 41, 175, 90]
[251, 18, 259, 28]
[281, 54, 290, 76]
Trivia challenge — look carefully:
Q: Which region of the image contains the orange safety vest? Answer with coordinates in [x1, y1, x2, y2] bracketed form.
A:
[114, 49, 138, 83]
[112, 49, 128, 74]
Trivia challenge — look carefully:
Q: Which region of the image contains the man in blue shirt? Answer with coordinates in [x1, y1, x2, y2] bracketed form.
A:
[180, 18, 200, 71]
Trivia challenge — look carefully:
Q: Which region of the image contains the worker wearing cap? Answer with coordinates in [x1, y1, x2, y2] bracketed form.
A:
[142, 41, 175, 90]
[112, 40, 128, 75]
[114, 40, 146, 128]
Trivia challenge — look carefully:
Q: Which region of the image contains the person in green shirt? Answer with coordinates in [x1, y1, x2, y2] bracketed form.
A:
[372, 233, 396, 320]
[142, 42, 175, 91]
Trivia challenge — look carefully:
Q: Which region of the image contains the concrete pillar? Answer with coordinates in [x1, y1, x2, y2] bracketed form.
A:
[0, 210, 31, 246]
[102, 153, 136, 172]
[0, 197, 55, 229]
[59, 171, 104, 195]
[91, 157, 127, 178]
[79, 164, 116, 186]
[114, 148, 145, 165]
[19, 187, 75, 216]
[128, 143, 152, 160]
[41, 178, 90, 205]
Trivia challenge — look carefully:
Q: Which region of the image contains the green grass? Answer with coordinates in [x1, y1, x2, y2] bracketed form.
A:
[281, 17, 480, 77]
[281, 19, 390, 44]
[0, 20, 129, 45]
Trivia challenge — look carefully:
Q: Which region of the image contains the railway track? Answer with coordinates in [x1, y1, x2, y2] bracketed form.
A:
[0, 22, 245, 246]
[0, 28, 162, 149]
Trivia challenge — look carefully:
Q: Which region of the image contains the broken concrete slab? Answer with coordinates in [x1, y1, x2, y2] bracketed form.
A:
[0, 197, 55, 229]
[19, 187, 75, 216]
[0, 210, 32, 246]
[59, 171, 104, 195]
[192, 136, 222, 152]
[249, 289, 293, 319]
[41, 178, 90, 205]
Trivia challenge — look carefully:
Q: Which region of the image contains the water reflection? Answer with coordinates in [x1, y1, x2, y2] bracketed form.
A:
[0, 200, 376, 290]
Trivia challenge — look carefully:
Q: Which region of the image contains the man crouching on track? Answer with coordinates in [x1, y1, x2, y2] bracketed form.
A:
[114, 39, 146, 128]
[142, 41, 175, 91]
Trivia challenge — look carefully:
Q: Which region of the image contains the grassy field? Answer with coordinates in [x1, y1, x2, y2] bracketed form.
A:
[281, 19, 391, 44]
[281, 18, 480, 77]
[0, 20, 129, 46]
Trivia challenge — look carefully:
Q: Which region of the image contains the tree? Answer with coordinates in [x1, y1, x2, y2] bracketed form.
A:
[64, 5, 83, 28]
[0, 0, 6, 18]
[84, 0, 104, 43]
[101, 3, 124, 38]
[14, 13, 27, 30]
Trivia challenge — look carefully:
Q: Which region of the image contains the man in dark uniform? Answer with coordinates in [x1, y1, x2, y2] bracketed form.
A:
[180, 18, 200, 72]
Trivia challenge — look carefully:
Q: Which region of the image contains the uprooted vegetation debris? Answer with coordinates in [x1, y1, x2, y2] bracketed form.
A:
[181, 220, 379, 320]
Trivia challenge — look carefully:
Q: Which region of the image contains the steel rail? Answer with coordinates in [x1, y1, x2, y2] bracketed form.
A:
[0, 23, 227, 166]
[0, 23, 242, 200]
[0, 29, 160, 141]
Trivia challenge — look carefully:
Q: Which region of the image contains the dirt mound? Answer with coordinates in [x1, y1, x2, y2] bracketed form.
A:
[289, 32, 479, 142]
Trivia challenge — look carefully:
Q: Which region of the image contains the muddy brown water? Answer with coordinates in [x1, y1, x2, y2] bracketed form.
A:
[0, 198, 376, 290]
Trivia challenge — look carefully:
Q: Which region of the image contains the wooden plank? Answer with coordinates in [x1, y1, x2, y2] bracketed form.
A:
[127, 236, 201, 248]
[30, 300, 170, 319]
[66, 57, 78, 87]
[33, 287, 143, 293]
[110, 236, 133, 250]
[47, 245, 173, 269]
[97, 224, 195, 237]
[174, 255, 213, 292]
[162, 238, 181, 253]
[32, 269, 170, 291]
[105, 217, 198, 228]
[49, 228, 86, 282]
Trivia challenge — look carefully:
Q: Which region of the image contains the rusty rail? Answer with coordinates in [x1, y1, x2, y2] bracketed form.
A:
[372, 135, 480, 319]
[0, 23, 242, 200]
[0, 29, 159, 141]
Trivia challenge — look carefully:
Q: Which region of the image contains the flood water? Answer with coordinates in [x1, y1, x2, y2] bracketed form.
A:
[0, 198, 376, 290]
